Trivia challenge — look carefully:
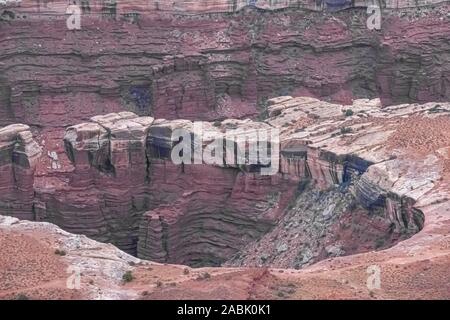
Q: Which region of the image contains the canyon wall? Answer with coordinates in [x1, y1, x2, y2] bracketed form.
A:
[0, 124, 41, 220]
[226, 96, 433, 268]
[1, 1, 449, 268]
[32, 112, 296, 265]
[6, 0, 449, 15]
[0, 2, 449, 131]
[2, 95, 447, 268]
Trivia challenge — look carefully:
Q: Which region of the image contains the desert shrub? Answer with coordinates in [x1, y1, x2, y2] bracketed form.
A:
[54, 249, 66, 256]
[375, 238, 385, 249]
[122, 271, 134, 283]
[340, 127, 353, 134]
[343, 109, 354, 117]
[15, 293, 30, 300]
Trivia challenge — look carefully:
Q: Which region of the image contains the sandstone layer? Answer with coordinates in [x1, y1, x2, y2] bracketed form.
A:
[0, 2, 449, 131]
[30, 112, 295, 266]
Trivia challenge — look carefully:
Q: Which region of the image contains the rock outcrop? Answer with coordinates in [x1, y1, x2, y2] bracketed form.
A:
[0, 124, 41, 220]
[19, 112, 294, 265]
[2, 95, 448, 269]
[225, 96, 449, 268]
[1, 0, 450, 300]
[0, 214, 140, 300]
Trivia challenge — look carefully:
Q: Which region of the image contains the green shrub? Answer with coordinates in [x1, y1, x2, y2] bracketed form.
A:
[122, 271, 134, 283]
[343, 109, 354, 117]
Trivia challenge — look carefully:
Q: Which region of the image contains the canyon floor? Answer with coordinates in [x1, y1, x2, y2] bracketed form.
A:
[1, 210, 450, 300]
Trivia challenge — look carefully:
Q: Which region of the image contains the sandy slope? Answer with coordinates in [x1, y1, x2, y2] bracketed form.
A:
[1, 211, 449, 300]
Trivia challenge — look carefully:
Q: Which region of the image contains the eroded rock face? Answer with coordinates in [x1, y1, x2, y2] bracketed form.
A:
[1, 1, 449, 299]
[2, 95, 447, 269]
[225, 178, 423, 269]
[1, 100, 449, 296]
[65, 111, 154, 176]
[0, 214, 140, 300]
[0, 3, 449, 130]
[32, 113, 153, 254]
[0, 124, 41, 220]
[24, 112, 294, 265]
[138, 164, 294, 266]
[225, 96, 449, 268]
